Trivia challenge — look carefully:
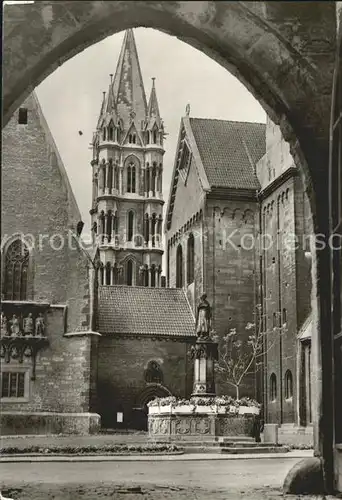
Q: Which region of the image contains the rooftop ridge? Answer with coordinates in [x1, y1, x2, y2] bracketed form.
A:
[189, 117, 266, 126]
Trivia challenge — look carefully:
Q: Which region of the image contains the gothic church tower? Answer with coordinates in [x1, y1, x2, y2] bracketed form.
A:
[90, 29, 165, 287]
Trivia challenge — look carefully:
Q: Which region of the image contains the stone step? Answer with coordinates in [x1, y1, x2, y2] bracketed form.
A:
[220, 446, 289, 454]
[218, 436, 254, 443]
[219, 441, 278, 448]
[182, 446, 227, 453]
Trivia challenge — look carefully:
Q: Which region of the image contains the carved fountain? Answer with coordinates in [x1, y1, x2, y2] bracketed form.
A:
[148, 294, 259, 442]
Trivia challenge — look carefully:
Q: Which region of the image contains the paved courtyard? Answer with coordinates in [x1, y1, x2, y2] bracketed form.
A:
[0, 456, 319, 500]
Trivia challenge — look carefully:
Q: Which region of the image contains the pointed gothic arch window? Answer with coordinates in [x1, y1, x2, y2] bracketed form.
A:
[270, 373, 277, 401]
[152, 163, 157, 195]
[176, 244, 183, 288]
[102, 128, 106, 141]
[285, 370, 293, 400]
[127, 260, 134, 286]
[4, 239, 30, 300]
[187, 233, 195, 285]
[146, 132, 150, 145]
[152, 129, 157, 144]
[150, 265, 156, 288]
[144, 213, 150, 244]
[108, 126, 114, 141]
[144, 266, 149, 287]
[151, 213, 157, 248]
[128, 211, 134, 242]
[127, 162, 136, 193]
[105, 262, 111, 285]
[146, 166, 150, 193]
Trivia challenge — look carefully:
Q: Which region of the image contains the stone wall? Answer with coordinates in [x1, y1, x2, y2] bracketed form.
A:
[205, 197, 259, 399]
[97, 335, 194, 428]
[257, 119, 312, 426]
[1, 93, 98, 433]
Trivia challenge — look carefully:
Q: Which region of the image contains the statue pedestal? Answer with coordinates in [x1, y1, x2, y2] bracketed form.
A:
[190, 338, 218, 398]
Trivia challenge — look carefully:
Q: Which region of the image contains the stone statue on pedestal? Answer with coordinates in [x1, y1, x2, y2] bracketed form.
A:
[23, 313, 34, 335]
[35, 313, 45, 336]
[10, 314, 20, 336]
[1, 312, 8, 336]
[195, 293, 212, 339]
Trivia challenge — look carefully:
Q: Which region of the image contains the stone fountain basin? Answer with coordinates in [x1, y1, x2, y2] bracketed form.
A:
[148, 405, 260, 439]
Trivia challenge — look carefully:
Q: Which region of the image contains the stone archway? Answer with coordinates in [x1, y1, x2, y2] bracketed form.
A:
[133, 384, 172, 431]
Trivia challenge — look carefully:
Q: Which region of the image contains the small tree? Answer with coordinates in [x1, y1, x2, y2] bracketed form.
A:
[214, 304, 287, 400]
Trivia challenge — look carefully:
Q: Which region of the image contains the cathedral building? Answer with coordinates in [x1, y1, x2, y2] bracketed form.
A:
[1, 28, 313, 442]
[90, 29, 164, 288]
[166, 114, 313, 444]
[165, 114, 266, 398]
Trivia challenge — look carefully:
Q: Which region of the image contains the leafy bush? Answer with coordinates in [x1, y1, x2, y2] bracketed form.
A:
[147, 395, 260, 409]
[0, 443, 180, 455]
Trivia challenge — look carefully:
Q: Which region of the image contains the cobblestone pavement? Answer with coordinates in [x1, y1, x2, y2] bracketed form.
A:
[0, 457, 325, 500]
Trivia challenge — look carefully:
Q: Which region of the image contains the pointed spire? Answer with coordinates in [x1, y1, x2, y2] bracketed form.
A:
[96, 91, 106, 129]
[147, 77, 161, 123]
[104, 74, 117, 116]
[112, 29, 147, 130]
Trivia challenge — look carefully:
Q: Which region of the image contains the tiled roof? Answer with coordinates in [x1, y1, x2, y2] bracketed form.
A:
[98, 286, 195, 337]
[189, 118, 265, 190]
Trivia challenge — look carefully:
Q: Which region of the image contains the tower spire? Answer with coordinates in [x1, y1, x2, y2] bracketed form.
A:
[112, 29, 147, 130]
[147, 77, 161, 123]
[96, 91, 106, 129]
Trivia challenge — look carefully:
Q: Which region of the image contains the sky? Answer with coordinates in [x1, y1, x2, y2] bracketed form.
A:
[36, 27, 266, 232]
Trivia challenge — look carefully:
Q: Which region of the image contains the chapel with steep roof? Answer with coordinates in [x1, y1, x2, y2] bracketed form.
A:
[90, 29, 165, 287]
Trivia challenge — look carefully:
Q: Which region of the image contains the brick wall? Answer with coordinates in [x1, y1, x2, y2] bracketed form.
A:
[97, 335, 193, 428]
[205, 198, 259, 399]
[1, 93, 96, 419]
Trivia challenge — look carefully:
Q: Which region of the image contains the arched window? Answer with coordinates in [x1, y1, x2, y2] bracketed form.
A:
[102, 128, 106, 141]
[285, 370, 293, 399]
[187, 233, 195, 284]
[146, 166, 150, 193]
[127, 260, 133, 286]
[132, 134, 136, 144]
[270, 373, 277, 402]
[107, 162, 113, 192]
[113, 264, 119, 285]
[151, 213, 157, 247]
[152, 164, 157, 194]
[100, 264, 104, 285]
[146, 132, 150, 145]
[105, 262, 111, 285]
[150, 266, 156, 288]
[144, 361, 163, 384]
[176, 244, 183, 288]
[282, 308, 287, 325]
[144, 214, 149, 244]
[127, 163, 136, 193]
[113, 211, 119, 234]
[108, 126, 114, 141]
[128, 211, 134, 242]
[144, 267, 149, 287]
[4, 240, 30, 300]
[273, 312, 277, 329]
[153, 130, 157, 144]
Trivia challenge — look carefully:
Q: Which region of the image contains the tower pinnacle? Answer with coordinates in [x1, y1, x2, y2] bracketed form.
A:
[112, 29, 147, 130]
